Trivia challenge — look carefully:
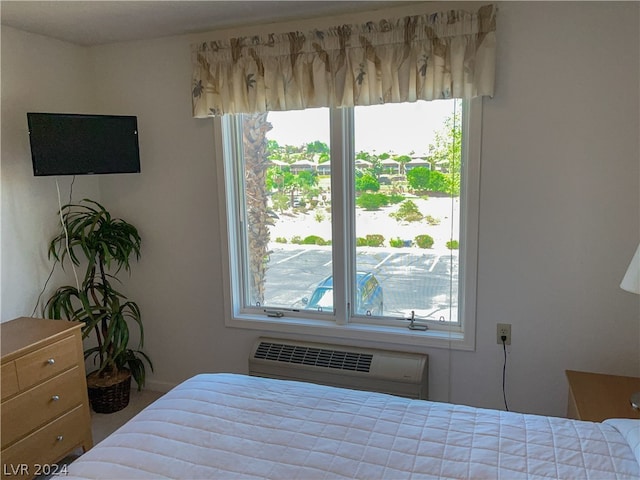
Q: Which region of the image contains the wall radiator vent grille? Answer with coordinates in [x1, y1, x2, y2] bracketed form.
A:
[254, 341, 373, 373]
[249, 337, 428, 399]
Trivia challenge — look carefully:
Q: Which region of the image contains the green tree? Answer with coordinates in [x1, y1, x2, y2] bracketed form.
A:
[427, 170, 448, 193]
[271, 192, 290, 212]
[426, 101, 462, 195]
[368, 155, 383, 177]
[394, 154, 411, 174]
[407, 167, 450, 194]
[305, 140, 329, 155]
[292, 170, 319, 207]
[355, 173, 380, 192]
[407, 167, 431, 191]
[267, 139, 280, 158]
[295, 170, 318, 189]
[266, 166, 294, 192]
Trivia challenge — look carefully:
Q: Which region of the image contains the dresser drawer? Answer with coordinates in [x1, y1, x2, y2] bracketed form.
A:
[1, 362, 19, 400]
[1, 367, 85, 449]
[15, 335, 77, 390]
[1, 405, 87, 479]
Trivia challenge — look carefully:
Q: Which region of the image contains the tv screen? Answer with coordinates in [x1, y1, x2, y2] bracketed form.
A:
[27, 113, 140, 176]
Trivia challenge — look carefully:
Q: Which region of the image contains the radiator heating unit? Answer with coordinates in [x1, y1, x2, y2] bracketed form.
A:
[248, 337, 428, 399]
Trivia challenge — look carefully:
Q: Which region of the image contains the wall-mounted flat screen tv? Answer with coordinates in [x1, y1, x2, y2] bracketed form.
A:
[27, 113, 140, 176]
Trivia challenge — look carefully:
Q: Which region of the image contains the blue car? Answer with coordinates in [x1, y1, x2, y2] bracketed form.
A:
[303, 272, 383, 316]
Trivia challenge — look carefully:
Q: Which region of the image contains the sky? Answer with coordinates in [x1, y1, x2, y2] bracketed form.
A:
[266, 99, 457, 156]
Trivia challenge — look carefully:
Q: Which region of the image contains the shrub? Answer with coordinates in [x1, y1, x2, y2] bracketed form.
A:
[391, 200, 423, 222]
[355, 173, 380, 192]
[365, 234, 385, 247]
[356, 237, 368, 247]
[314, 211, 325, 222]
[389, 237, 404, 248]
[426, 170, 449, 193]
[388, 193, 405, 204]
[356, 193, 389, 210]
[446, 239, 459, 250]
[407, 167, 451, 194]
[291, 236, 303, 244]
[272, 192, 290, 212]
[407, 167, 431, 191]
[275, 237, 287, 244]
[415, 234, 434, 249]
[302, 235, 327, 245]
[425, 215, 440, 226]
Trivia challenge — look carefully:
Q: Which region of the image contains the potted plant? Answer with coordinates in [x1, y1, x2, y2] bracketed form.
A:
[45, 199, 152, 413]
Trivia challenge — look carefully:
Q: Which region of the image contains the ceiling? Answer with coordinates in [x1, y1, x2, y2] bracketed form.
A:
[0, 1, 408, 46]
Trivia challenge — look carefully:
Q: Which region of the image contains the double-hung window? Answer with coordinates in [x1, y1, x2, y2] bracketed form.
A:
[196, 5, 496, 350]
[214, 97, 481, 350]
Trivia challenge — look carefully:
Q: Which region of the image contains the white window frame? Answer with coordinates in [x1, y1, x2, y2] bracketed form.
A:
[213, 98, 482, 351]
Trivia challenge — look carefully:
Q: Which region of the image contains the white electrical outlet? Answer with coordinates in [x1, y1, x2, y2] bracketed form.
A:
[497, 323, 511, 345]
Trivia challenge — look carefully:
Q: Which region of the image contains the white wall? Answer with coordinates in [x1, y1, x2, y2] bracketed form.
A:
[2, 2, 638, 417]
[1, 26, 100, 320]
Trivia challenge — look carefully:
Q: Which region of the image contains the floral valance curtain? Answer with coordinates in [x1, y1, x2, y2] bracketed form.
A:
[192, 4, 496, 117]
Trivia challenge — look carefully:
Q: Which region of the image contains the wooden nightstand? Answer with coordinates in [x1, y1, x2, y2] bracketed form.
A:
[565, 370, 640, 422]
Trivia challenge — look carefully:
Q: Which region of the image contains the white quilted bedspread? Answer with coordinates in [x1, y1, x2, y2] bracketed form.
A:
[64, 373, 639, 479]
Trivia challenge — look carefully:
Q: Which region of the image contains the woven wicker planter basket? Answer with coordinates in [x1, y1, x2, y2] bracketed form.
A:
[87, 370, 132, 414]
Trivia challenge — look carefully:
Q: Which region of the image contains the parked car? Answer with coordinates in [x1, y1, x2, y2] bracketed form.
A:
[302, 272, 383, 315]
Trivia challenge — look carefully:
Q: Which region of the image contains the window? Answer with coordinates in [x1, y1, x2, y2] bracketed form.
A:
[215, 99, 480, 350]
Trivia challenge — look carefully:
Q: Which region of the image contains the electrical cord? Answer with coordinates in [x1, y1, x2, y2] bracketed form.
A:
[501, 335, 510, 411]
[30, 260, 57, 317]
[30, 176, 76, 317]
[56, 178, 80, 291]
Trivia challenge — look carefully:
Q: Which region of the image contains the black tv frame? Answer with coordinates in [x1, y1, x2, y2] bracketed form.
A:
[27, 112, 141, 176]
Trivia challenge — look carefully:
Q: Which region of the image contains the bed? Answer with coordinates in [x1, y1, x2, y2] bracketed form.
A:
[63, 373, 640, 479]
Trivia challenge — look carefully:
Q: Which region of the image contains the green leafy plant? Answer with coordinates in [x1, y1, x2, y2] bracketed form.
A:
[271, 192, 290, 212]
[45, 199, 152, 390]
[356, 237, 368, 247]
[415, 234, 435, 249]
[406, 167, 431, 192]
[356, 193, 389, 210]
[425, 215, 441, 226]
[446, 239, 459, 250]
[390, 200, 423, 222]
[355, 173, 380, 192]
[389, 237, 404, 248]
[302, 235, 328, 245]
[365, 234, 385, 247]
[387, 193, 405, 204]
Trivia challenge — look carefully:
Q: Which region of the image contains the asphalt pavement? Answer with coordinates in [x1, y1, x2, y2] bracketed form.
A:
[262, 245, 458, 320]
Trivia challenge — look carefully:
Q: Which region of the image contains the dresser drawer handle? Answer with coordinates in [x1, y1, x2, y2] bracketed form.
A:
[51, 395, 60, 401]
[47, 358, 56, 365]
[56, 435, 64, 442]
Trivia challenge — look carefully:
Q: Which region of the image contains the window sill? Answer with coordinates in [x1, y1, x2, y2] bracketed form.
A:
[225, 313, 474, 351]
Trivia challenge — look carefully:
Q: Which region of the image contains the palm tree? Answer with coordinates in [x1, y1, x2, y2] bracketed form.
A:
[242, 112, 273, 304]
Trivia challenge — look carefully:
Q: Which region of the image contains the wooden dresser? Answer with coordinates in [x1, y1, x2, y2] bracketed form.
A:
[1, 317, 93, 479]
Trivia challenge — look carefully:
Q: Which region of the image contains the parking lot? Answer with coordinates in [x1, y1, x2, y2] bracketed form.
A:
[263, 245, 458, 320]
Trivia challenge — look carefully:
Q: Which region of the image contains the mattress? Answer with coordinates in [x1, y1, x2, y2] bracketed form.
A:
[63, 373, 640, 479]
